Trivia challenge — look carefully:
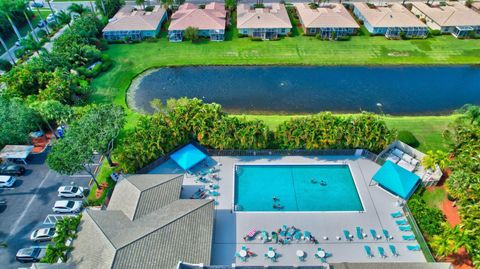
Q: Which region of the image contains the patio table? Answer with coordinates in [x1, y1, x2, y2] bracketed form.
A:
[267, 251, 275, 258]
[317, 250, 326, 258]
[296, 250, 304, 257]
[239, 250, 247, 258]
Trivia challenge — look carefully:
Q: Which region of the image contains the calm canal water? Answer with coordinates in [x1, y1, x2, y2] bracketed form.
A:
[129, 66, 480, 115]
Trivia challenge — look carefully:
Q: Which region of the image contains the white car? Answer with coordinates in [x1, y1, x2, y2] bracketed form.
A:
[0, 175, 16, 188]
[58, 186, 84, 198]
[46, 13, 57, 23]
[30, 227, 56, 242]
[52, 200, 82, 213]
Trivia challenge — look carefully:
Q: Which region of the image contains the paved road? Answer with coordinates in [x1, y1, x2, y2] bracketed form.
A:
[0, 150, 101, 269]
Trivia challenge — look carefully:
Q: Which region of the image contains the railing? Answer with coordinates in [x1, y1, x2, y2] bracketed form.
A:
[205, 148, 357, 156]
[360, 149, 386, 166]
[404, 204, 436, 262]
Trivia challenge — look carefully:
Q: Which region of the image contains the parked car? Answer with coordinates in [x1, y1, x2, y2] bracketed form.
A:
[30, 227, 56, 242]
[30, 0, 44, 8]
[0, 176, 16, 188]
[58, 186, 84, 198]
[52, 200, 82, 213]
[46, 13, 57, 23]
[37, 20, 46, 28]
[16, 247, 46, 263]
[0, 163, 26, 176]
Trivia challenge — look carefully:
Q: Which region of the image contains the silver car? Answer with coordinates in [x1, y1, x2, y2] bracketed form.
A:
[0, 175, 16, 188]
[30, 227, 56, 242]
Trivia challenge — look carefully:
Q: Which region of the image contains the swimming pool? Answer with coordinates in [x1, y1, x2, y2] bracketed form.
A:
[234, 164, 364, 212]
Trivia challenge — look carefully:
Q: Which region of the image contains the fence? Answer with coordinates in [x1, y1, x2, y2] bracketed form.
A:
[206, 148, 357, 156]
[403, 204, 436, 262]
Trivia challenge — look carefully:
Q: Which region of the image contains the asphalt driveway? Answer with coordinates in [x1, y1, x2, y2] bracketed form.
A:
[0, 150, 99, 269]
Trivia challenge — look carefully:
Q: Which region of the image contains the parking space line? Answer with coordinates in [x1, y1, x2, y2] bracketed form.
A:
[5, 170, 52, 241]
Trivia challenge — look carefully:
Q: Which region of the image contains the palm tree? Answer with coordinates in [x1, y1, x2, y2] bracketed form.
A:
[422, 150, 449, 170]
[35, 6, 50, 34]
[68, 3, 90, 16]
[56, 10, 72, 27]
[0, 36, 16, 65]
[0, 0, 23, 41]
[16, 0, 40, 42]
[45, 0, 59, 24]
[136, 0, 146, 10]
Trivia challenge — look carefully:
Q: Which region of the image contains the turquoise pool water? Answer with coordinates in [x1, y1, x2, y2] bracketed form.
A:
[234, 165, 364, 212]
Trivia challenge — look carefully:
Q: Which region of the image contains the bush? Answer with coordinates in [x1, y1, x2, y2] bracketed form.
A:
[145, 6, 154, 11]
[251, 37, 263, 41]
[408, 190, 445, 238]
[0, 59, 12, 72]
[398, 130, 420, 147]
[429, 29, 442, 36]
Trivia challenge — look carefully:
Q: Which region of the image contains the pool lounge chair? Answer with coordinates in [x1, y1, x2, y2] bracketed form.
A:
[389, 245, 399, 257]
[356, 227, 363, 239]
[261, 231, 269, 243]
[396, 219, 408, 225]
[378, 246, 387, 258]
[293, 231, 302, 241]
[280, 225, 288, 237]
[383, 229, 393, 241]
[303, 230, 312, 240]
[391, 211, 403, 218]
[271, 232, 278, 243]
[343, 230, 353, 241]
[402, 235, 416, 241]
[235, 252, 246, 262]
[370, 229, 380, 240]
[364, 245, 373, 258]
[399, 225, 411, 232]
[407, 245, 421, 251]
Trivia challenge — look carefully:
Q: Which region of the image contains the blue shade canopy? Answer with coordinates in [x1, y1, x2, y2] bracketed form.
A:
[170, 144, 207, 170]
[372, 161, 421, 199]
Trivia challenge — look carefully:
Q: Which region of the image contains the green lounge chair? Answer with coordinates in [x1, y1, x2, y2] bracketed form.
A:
[280, 225, 288, 237]
[356, 227, 363, 239]
[391, 211, 403, 218]
[271, 232, 278, 243]
[378, 247, 386, 258]
[343, 230, 352, 241]
[407, 245, 421, 251]
[396, 219, 408, 225]
[370, 229, 379, 240]
[364, 245, 373, 258]
[402, 235, 415, 241]
[261, 231, 269, 243]
[389, 245, 399, 257]
[304, 230, 312, 239]
[399, 225, 411, 232]
[383, 229, 392, 240]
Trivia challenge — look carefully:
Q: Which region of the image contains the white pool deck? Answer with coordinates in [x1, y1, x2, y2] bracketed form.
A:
[149, 155, 426, 266]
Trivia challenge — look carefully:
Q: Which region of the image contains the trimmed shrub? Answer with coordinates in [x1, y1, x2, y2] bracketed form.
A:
[0, 59, 12, 72]
[398, 130, 420, 147]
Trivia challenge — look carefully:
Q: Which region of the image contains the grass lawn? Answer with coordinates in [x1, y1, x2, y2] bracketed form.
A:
[422, 187, 447, 209]
[86, 159, 116, 204]
[235, 114, 457, 152]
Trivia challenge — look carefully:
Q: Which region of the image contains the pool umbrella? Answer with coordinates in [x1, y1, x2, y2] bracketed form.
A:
[247, 229, 257, 238]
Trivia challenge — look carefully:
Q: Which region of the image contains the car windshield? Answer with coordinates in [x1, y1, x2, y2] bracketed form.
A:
[66, 201, 75, 208]
[31, 248, 40, 257]
[71, 187, 78, 193]
[48, 229, 55, 236]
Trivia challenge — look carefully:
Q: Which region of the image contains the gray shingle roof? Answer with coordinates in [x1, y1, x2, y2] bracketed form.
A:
[70, 174, 215, 269]
[107, 174, 183, 220]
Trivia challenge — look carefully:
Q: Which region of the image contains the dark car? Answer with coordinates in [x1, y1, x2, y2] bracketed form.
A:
[0, 163, 26, 176]
[16, 247, 46, 263]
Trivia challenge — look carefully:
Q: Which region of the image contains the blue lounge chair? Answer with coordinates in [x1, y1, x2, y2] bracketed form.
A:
[364, 245, 373, 258]
[407, 245, 421, 251]
[356, 227, 363, 239]
[391, 211, 403, 218]
[304, 230, 312, 240]
[208, 190, 220, 196]
[370, 229, 379, 240]
[383, 229, 392, 240]
[293, 231, 302, 240]
[280, 225, 288, 236]
[378, 247, 386, 258]
[396, 219, 408, 225]
[389, 245, 399, 257]
[399, 225, 411, 232]
[261, 231, 269, 243]
[343, 230, 352, 241]
[402, 235, 416, 241]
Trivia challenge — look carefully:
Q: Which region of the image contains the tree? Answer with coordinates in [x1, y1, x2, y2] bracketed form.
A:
[0, 0, 23, 41]
[95, 0, 124, 18]
[35, 5, 49, 34]
[135, 0, 146, 9]
[30, 100, 73, 137]
[68, 3, 90, 16]
[224, 0, 236, 11]
[0, 36, 16, 64]
[422, 150, 449, 170]
[56, 10, 72, 28]
[45, 0, 59, 24]
[457, 104, 480, 125]
[0, 97, 38, 148]
[184, 26, 199, 42]
[17, 0, 39, 42]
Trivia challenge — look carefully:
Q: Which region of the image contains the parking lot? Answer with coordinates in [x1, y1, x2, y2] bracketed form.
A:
[0, 150, 101, 269]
